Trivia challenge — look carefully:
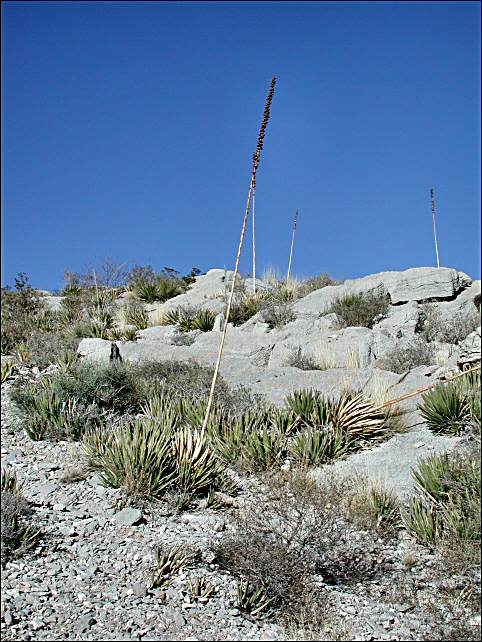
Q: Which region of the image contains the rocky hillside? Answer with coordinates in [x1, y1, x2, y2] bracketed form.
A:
[1, 265, 480, 641]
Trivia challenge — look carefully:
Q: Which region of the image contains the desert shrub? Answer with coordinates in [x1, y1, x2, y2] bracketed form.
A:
[402, 452, 480, 565]
[1, 274, 46, 354]
[132, 360, 258, 414]
[229, 292, 273, 326]
[261, 304, 296, 329]
[376, 337, 435, 373]
[297, 273, 341, 296]
[285, 348, 319, 371]
[171, 333, 196, 346]
[212, 471, 386, 619]
[328, 291, 390, 329]
[421, 304, 480, 345]
[1, 468, 41, 566]
[19, 331, 80, 369]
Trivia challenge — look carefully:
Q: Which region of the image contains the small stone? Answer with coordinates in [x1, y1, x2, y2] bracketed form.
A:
[114, 507, 144, 526]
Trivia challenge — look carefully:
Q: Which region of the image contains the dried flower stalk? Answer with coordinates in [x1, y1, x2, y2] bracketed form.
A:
[287, 209, 298, 280]
[430, 188, 440, 270]
[202, 77, 277, 434]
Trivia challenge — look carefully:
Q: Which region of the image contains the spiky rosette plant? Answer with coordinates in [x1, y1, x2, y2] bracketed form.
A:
[328, 391, 387, 439]
[173, 426, 223, 494]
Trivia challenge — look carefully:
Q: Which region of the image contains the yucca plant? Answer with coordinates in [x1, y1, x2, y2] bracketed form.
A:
[418, 383, 470, 435]
[328, 391, 386, 440]
[236, 579, 274, 617]
[56, 350, 80, 372]
[1, 361, 15, 383]
[240, 426, 286, 471]
[402, 497, 441, 546]
[285, 389, 326, 425]
[188, 575, 215, 600]
[173, 427, 223, 494]
[290, 426, 350, 467]
[1, 466, 23, 495]
[94, 418, 176, 498]
[151, 545, 190, 588]
[192, 310, 216, 332]
[368, 487, 401, 532]
[135, 282, 162, 303]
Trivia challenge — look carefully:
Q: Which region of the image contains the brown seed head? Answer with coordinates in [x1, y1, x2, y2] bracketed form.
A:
[253, 76, 277, 173]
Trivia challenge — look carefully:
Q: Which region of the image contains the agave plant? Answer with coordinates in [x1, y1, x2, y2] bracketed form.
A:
[188, 575, 215, 599]
[285, 389, 324, 425]
[56, 350, 80, 372]
[418, 383, 470, 435]
[402, 497, 441, 546]
[156, 278, 184, 302]
[1, 466, 24, 495]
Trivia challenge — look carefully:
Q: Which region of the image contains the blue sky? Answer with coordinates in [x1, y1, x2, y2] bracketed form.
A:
[2, 1, 480, 290]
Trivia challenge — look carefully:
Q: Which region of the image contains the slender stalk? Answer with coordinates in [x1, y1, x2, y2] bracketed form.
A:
[201, 77, 277, 435]
[93, 269, 100, 315]
[252, 176, 257, 293]
[377, 363, 480, 410]
[287, 209, 298, 280]
[430, 188, 440, 270]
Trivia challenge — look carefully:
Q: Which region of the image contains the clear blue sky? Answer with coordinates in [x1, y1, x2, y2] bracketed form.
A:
[2, 1, 480, 291]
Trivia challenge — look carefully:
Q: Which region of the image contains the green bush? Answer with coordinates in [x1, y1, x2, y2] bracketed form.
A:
[328, 292, 390, 329]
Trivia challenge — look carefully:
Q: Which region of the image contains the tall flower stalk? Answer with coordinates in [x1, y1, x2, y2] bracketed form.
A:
[287, 209, 298, 280]
[201, 77, 277, 435]
[430, 188, 440, 270]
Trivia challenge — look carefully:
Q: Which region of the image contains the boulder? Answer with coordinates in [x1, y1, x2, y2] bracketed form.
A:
[457, 326, 481, 370]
